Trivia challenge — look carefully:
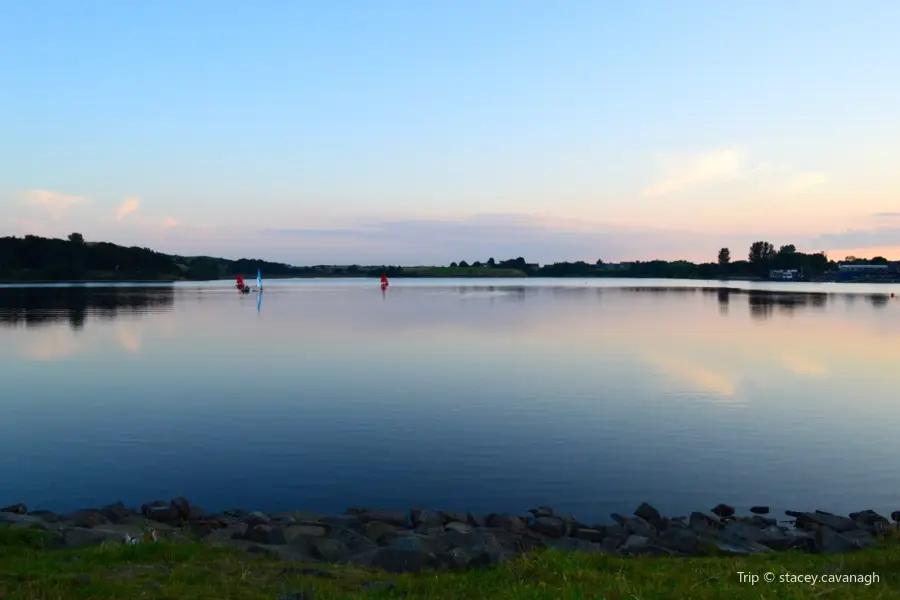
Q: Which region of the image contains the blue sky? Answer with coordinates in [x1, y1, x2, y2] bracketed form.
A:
[2, 0, 899, 264]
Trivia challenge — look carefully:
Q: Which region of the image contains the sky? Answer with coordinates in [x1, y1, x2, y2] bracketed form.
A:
[1, 0, 899, 265]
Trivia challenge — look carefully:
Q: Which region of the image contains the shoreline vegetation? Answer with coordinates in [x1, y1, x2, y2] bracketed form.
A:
[2, 499, 898, 599]
[2, 233, 899, 284]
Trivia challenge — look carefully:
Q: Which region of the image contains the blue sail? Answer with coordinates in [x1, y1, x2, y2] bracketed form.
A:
[257, 268, 262, 290]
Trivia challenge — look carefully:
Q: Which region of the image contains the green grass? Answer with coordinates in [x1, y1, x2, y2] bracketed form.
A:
[2, 526, 899, 599]
[398, 267, 527, 277]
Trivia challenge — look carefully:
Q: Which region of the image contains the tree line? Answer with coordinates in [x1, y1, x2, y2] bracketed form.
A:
[0, 234, 893, 282]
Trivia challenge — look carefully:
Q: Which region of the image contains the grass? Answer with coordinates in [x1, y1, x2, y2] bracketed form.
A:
[2, 526, 899, 599]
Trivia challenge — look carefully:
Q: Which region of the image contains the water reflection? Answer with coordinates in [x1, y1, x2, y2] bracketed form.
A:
[0, 286, 174, 330]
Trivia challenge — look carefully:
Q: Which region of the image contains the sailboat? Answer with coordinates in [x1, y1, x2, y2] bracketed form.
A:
[257, 268, 263, 292]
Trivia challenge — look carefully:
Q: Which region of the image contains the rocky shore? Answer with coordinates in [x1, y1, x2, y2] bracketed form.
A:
[2, 499, 898, 573]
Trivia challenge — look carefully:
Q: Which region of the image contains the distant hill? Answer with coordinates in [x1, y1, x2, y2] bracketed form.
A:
[0, 233, 409, 282]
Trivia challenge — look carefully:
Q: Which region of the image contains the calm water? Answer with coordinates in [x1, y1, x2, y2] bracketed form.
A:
[1, 278, 899, 523]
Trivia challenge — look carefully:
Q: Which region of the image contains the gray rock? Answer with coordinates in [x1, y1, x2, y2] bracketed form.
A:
[634, 502, 664, 529]
[689, 511, 721, 533]
[486, 513, 525, 533]
[654, 528, 700, 554]
[547, 537, 606, 554]
[312, 538, 349, 563]
[0, 512, 47, 526]
[611, 514, 656, 537]
[572, 527, 605, 543]
[711, 504, 735, 518]
[285, 523, 329, 540]
[98, 502, 134, 523]
[814, 526, 872, 554]
[444, 521, 473, 534]
[618, 535, 650, 555]
[355, 509, 410, 528]
[66, 510, 110, 529]
[712, 537, 773, 555]
[436, 547, 472, 569]
[466, 513, 486, 528]
[410, 508, 442, 529]
[891, 510, 900, 523]
[370, 546, 434, 573]
[792, 511, 859, 533]
[244, 524, 287, 545]
[27, 510, 60, 523]
[204, 523, 248, 544]
[438, 510, 468, 524]
[527, 506, 555, 518]
[1, 503, 27, 514]
[749, 505, 770, 515]
[530, 516, 567, 538]
[62, 527, 136, 549]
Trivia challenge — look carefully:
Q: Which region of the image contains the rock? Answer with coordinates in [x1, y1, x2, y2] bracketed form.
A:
[814, 526, 872, 554]
[547, 537, 606, 554]
[355, 509, 410, 529]
[749, 506, 770, 515]
[98, 502, 133, 523]
[611, 514, 656, 537]
[244, 524, 286, 545]
[364, 521, 403, 545]
[891, 511, 900, 523]
[689, 512, 721, 533]
[527, 506, 554, 518]
[27, 510, 60, 523]
[654, 528, 700, 555]
[572, 527, 605, 543]
[436, 547, 472, 569]
[634, 502, 664, 529]
[1, 503, 27, 514]
[712, 537, 773, 555]
[486, 513, 525, 533]
[529, 516, 567, 538]
[600, 536, 622, 553]
[711, 504, 735, 518]
[67, 510, 110, 529]
[444, 521, 473, 535]
[244, 512, 271, 527]
[141, 501, 181, 525]
[171, 496, 191, 520]
[466, 513, 486, 528]
[285, 523, 329, 540]
[849, 509, 891, 533]
[370, 546, 434, 573]
[438, 510, 468, 524]
[312, 538, 349, 563]
[204, 523, 248, 544]
[410, 508, 442, 529]
[791, 511, 859, 533]
[618, 535, 650, 555]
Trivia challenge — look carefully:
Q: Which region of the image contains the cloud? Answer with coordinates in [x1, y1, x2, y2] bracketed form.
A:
[115, 197, 140, 221]
[21, 189, 83, 215]
[640, 147, 829, 198]
[782, 171, 829, 194]
[640, 149, 760, 196]
[162, 216, 181, 228]
[871, 212, 900, 219]
[809, 227, 900, 250]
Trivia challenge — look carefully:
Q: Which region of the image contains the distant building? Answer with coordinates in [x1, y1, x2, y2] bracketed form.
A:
[769, 269, 799, 280]
[837, 264, 889, 272]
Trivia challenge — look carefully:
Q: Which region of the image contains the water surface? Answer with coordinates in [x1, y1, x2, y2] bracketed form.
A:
[1, 278, 898, 522]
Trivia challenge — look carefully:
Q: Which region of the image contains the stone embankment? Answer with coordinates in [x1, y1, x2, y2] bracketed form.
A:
[2, 500, 898, 573]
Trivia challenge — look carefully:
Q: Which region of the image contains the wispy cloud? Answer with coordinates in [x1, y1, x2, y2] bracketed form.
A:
[640, 147, 829, 198]
[162, 216, 181, 228]
[21, 189, 84, 215]
[641, 148, 761, 197]
[871, 212, 900, 219]
[115, 197, 140, 221]
[782, 171, 829, 194]
[809, 227, 900, 250]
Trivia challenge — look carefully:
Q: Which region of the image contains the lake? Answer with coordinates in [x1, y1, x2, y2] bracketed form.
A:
[1, 278, 898, 523]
